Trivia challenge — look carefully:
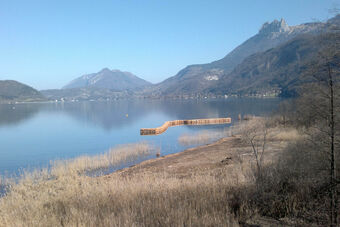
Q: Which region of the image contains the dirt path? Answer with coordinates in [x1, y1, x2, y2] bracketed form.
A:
[104, 134, 284, 179]
[116, 136, 243, 176]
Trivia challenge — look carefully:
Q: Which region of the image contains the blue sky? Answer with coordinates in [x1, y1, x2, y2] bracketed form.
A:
[0, 0, 337, 89]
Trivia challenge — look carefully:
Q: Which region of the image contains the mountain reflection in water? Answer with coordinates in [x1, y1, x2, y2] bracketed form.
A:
[0, 98, 281, 175]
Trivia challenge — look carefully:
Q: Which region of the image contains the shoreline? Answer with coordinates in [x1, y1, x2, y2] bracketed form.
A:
[104, 135, 250, 179]
[104, 123, 290, 179]
[0, 119, 304, 226]
[0, 95, 282, 105]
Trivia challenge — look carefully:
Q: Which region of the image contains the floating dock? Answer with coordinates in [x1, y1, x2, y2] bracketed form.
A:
[140, 117, 231, 135]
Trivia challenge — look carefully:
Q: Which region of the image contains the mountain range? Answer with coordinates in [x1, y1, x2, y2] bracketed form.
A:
[41, 68, 150, 101]
[148, 17, 334, 98]
[63, 68, 151, 90]
[3, 15, 340, 102]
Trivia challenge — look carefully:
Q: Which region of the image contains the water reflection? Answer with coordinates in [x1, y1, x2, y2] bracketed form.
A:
[0, 98, 280, 130]
[48, 101, 149, 130]
[155, 98, 280, 121]
[0, 98, 281, 175]
[51, 98, 280, 130]
[0, 104, 42, 127]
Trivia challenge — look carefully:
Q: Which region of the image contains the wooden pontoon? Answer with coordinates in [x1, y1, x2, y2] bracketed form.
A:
[140, 117, 231, 135]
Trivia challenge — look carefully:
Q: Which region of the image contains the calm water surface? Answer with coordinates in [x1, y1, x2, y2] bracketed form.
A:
[0, 98, 281, 175]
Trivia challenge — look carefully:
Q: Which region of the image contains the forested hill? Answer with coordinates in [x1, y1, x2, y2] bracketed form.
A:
[0, 80, 46, 103]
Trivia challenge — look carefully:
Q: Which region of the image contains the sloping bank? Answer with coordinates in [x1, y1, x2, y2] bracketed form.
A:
[0, 119, 301, 226]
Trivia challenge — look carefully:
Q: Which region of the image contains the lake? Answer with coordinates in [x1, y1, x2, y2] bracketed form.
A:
[0, 98, 281, 176]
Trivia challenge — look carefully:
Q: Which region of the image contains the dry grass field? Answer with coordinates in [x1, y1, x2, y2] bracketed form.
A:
[178, 128, 232, 146]
[0, 118, 328, 226]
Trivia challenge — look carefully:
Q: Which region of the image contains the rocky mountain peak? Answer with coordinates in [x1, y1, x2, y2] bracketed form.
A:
[99, 68, 111, 73]
[259, 18, 290, 34]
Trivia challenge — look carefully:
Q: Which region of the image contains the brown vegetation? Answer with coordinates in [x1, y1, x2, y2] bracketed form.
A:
[50, 142, 152, 176]
[0, 109, 338, 226]
[0, 118, 302, 227]
[178, 128, 231, 146]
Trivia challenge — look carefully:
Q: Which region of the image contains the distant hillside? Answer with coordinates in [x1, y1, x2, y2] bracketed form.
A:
[150, 16, 336, 97]
[45, 15, 340, 100]
[206, 32, 340, 97]
[150, 31, 340, 98]
[41, 87, 133, 102]
[0, 80, 46, 103]
[63, 68, 151, 90]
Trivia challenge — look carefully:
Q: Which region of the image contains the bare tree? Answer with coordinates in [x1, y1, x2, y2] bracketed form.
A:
[275, 99, 296, 127]
[297, 31, 340, 226]
[239, 118, 268, 182]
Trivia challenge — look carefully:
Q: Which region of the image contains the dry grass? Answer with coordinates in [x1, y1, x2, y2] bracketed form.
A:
[50, 142, 153, 176]
[178, 128, 232, 146]
[0, 117, 326, 226]
[0, 140, 240, 227]
[0, 119, 292, 227]
[268, 127, 302, 141]
[232, 117, 301, 142]
[0, 168, 239, 226]
[229, 117, 339, 226]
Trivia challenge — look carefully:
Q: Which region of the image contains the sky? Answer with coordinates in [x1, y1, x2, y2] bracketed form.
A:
[0, 0, 338, 90]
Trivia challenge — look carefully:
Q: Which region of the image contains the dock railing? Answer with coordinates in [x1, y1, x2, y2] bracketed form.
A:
[140, 117, 231, 135]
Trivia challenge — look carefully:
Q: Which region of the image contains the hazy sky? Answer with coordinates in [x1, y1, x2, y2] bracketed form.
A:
[0, 0, 337, 89]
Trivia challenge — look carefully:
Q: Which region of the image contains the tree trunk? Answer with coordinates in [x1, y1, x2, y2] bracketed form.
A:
[328, 62, 337, 227]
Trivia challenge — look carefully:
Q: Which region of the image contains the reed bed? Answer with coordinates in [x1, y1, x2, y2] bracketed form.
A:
[0, 167, 239, 226]
[0, 118, 318, 226]
[0, 140, 239, 226]
[178, 128, 232, 146]
[50, 142, 153, 176]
